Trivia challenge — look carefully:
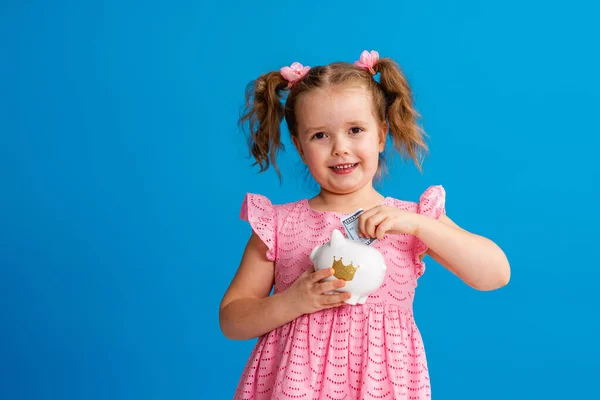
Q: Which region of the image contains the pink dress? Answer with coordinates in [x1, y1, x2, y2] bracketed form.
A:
[235, 186, 446, 400]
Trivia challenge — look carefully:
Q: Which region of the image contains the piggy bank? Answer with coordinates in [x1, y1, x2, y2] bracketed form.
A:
[309, 229, 387, 305]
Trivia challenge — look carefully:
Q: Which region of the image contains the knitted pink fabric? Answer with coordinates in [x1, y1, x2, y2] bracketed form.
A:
[235, 186, 446, 399]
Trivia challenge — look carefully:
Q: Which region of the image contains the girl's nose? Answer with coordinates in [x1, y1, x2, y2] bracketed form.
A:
[331, 137, 350, 156]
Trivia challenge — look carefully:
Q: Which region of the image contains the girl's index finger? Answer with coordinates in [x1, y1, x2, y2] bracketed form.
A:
[358, 209, 376, 237]
[313, 267, 335, 282]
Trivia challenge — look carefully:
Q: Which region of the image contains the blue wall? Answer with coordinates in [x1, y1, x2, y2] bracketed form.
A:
[1, 0, 599, 398]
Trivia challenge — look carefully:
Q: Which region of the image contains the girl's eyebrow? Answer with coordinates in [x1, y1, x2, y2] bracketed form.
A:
[346, 120, 369, 126]
[304, 120, 369, 136]
[304, 126, 326, 135]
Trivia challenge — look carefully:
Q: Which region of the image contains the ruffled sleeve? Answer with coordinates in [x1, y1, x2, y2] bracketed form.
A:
[240, 193, 277, 261]
[413, 185, 446, 278]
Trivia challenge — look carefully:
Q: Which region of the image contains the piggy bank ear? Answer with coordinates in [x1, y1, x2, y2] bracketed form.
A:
[330, 229, 345, 245]
[310, 245, 321, 263]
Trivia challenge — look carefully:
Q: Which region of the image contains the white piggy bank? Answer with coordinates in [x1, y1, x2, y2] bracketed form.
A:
[309, 229, 387, 305]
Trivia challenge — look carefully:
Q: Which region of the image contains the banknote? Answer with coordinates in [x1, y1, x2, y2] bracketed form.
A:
[341, 209, 377, 246]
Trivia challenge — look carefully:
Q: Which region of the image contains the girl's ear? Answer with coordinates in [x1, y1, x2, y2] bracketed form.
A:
[378, 122, 388, 152]
[292, 136, 306, 162]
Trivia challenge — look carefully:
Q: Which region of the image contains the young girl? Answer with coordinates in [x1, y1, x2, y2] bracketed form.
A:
[219, 50, 510, 399]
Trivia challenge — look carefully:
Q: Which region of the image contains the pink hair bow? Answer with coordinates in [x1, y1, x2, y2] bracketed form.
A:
[354, 50, 380, 75]
[280, 62, 310, 88]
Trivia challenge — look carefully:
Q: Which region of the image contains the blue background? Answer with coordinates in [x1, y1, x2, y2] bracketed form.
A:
[2, 0, 599, 399]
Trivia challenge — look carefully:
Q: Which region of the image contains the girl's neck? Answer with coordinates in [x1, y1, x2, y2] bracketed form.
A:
[309, 185, 385, 213]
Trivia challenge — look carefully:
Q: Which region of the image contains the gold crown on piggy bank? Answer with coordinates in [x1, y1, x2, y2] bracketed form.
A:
[331, 256, 360, 281]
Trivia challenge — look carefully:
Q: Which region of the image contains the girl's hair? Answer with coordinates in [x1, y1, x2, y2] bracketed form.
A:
[239, 55, 428, 181]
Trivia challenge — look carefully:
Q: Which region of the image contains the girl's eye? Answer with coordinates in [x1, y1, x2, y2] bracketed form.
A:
[350, 127, 363, 134]
[312, 132, 326, 140]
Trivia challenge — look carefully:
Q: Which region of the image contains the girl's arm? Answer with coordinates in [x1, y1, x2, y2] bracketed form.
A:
[219, 232, 348, 340]
[358, 207, 510, 291]
[219, 233, 299, 340]
[417, 214, 510, 291]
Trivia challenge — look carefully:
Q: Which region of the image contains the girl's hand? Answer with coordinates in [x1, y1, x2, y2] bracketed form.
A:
[358, 206, 421, 240]
[282, 267, 350, 315]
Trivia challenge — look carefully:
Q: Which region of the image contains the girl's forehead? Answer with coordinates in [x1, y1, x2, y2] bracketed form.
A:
[296, 87, 374, 123]
[301, 85, 370, 102]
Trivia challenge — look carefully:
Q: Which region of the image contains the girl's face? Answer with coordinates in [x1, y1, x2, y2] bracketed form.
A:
[293, 86, 387, 196]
